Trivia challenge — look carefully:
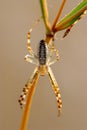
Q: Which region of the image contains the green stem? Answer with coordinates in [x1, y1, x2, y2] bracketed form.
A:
[39, 0, 51, 34]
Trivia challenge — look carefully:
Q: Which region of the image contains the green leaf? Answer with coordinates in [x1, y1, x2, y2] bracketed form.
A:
[54, 0, 87, 31]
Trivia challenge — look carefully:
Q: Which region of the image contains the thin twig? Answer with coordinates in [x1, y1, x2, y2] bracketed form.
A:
[52, 0, 66, 31]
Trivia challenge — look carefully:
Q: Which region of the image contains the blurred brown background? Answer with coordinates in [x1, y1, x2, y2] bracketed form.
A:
[0, 0, 87, 130]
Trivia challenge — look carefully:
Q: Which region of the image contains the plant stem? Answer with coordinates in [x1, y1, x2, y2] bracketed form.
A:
[39, 0, 51, 34]
[52, 0, 66, 31]
[20, 68, 39, 130]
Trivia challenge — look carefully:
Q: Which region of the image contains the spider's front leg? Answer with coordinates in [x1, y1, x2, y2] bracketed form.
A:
[27, 30, 34, 55]
[27, 17, 42, 56]
[47, 66, 62, 116]
[25, 30, 38, 65]
[25, 17, 42, 65]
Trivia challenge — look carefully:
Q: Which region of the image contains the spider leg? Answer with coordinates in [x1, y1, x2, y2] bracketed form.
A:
[24, 54, 38, 65]
[49, 49, 59, 66]
[27, 17, 42, 56]
[47, 42, 59, 66]
[63, 24, 73, 38]
[18, 67, 40, 108]
[27, 31, 34, 55]
[25, 17, 42, 65]
[47, 66, 62, 116]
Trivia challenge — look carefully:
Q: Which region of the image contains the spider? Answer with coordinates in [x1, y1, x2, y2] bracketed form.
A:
[18, 19, 62, 116]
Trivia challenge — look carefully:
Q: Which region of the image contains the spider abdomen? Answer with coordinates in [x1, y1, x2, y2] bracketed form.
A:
[38, 40, 47, 65]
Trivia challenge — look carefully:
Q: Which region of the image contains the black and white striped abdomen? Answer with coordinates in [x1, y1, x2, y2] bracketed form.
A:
[38, 40, 47, 65]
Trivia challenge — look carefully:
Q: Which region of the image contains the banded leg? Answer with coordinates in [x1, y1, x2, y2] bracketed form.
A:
[27, 17, 42, 55]
[47, 66, 62, 116]
[63, 24, 73, 38]
[48, 42, 59, 66]
[18, 67, 40, 108]
[49, 49, 59, 65]
[27, 31, 34, 56]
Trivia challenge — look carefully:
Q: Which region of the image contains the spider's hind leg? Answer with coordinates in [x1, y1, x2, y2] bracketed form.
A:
[47, 66, 62, 116]
[18, 67, 40, 108]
